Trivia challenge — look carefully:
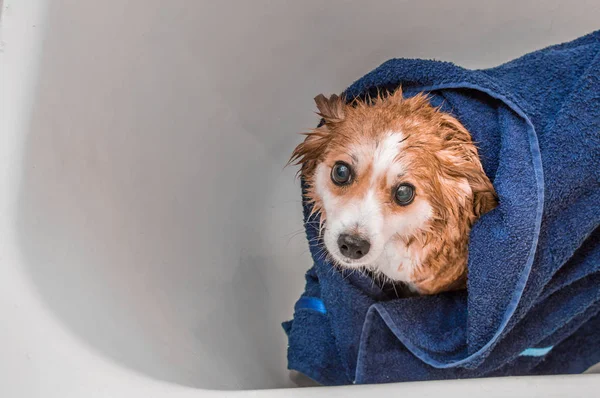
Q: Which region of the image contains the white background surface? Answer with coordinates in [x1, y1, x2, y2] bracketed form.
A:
[1, 0, 598, 396]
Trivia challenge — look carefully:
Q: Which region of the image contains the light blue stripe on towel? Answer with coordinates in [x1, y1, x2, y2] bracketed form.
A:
[520, 346, 554, 357]
[295, 297, 327, 314]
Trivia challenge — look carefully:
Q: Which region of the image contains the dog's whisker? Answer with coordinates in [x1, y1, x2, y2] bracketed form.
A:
[342, 269, 356, 281]
[284, 230, 308, 244]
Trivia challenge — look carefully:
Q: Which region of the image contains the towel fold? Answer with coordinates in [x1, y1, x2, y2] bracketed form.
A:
[283, 31, 600, 385]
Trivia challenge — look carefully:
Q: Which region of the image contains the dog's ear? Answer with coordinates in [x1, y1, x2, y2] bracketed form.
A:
[462, 163, 498, 218]
[439, 114, 498, 217]
[314, 94, 345, 124]
[288, 126, 331, 177]
[288, 94, 344, 177]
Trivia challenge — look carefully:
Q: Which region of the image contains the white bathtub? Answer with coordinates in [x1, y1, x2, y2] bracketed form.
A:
[1, 1, 598, 396]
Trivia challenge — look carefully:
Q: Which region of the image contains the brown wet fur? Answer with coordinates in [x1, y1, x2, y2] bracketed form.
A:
[289, 89, 497, 295]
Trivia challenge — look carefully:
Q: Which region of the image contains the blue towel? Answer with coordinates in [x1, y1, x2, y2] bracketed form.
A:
[283, 31, 600, 385]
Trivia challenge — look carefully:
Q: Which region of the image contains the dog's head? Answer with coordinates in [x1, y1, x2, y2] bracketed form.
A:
[290, 89, 496, 293]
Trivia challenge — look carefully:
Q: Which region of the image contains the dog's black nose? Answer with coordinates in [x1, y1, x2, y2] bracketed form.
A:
[337, 233, 370, 260]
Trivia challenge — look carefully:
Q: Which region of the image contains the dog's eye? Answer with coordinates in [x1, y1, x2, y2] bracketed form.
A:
[394, 183, 415, 206]
[331, 162, 352, 185]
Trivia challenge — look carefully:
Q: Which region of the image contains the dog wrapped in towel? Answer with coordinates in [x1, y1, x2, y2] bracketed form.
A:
[282, 31, 600, 385]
